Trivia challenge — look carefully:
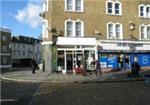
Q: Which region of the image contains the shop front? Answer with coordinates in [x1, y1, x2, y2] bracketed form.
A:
[98, 40, 150, 71]
[56, 37, 97, 73]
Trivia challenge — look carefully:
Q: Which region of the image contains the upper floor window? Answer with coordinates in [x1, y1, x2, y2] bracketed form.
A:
[139, 24, 150, 40]
[2, 57, 7, 64]
[139, 4, 150, 18]
[106, 0, 122, 15]
[2, 35, 7, 41]
[65, 19, 84, 37]
[76, 22, 81, 37]
[43, 0, 48, 12]
[67, 21, 73, 37]
[107, 22, 123, 39]
[65, 0, 83, 12]
[2, 45, 7, 52]
[42, 19, 48, 39]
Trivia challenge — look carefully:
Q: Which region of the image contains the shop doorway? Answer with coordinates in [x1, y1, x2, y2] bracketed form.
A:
[66, 54, 73, 71]
[66, 51, 84, 72]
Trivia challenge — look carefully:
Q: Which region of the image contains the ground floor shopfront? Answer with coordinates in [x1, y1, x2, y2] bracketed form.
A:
[98, 51, 150, 71]
[42, 38, 150, 73]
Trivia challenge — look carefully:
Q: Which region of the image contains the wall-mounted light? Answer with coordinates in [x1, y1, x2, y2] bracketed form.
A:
[129, 21, 135, 30]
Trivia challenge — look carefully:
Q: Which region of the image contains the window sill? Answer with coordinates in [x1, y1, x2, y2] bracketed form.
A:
[64, 10, 84, 13]
[106, 13, 122, 16]
[139, 17, 150, 19]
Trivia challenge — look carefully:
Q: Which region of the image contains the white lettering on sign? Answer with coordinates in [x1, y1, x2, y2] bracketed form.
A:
[142, 56, 149, 64]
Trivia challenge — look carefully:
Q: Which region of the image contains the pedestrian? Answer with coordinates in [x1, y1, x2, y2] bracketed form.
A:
[131, 56, 140, 77]
[31, 59, 36, 74]
[95, 60, 102, 76]
[81, 57, 86, 76]
[43, 61, 45, 72]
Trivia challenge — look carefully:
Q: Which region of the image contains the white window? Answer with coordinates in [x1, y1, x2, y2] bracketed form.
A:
[66, 21, 73, 37]
[108, 24, 113, 38]
[43, 0, 48, 12]
[2, 57, 7, 64]
[75, 0, 81, 11]
[107, 2, 113, 14]
[76, 22, 81, 37]
[140, 26, 145, 39]
[65, 0, 83, 12]
[65, 19, 84, 37]
[139, 25, 150, 40]
[139, 4, 150, 18]
[115, 3, 120, 15]
[146, 6, 150, 18]
[2, 35, 7, 41]
[140, 6, 144, 17]
[147, 26, 150, 39]
[2, 45, 7, 52]
[42, 20, 48, 39]
[66, 0, 73, 11]
[116, 24, 121, 39]
[107, 22, 123, 39]
[106, 0, 122, 15]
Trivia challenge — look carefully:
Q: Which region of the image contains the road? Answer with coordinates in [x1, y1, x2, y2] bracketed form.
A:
[1, 80, 150, 105]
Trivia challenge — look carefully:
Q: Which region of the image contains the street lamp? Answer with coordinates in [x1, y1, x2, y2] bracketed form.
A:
[128, 21, 136, 68]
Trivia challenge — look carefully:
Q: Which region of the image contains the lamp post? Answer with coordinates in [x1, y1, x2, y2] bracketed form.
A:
[128, 21, 136, 68]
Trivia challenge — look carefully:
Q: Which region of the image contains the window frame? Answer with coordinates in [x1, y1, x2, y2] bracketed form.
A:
[107, 22, 123, 39]
[65, 0, 84, 12]
[106, 0, 122, 16]
[139, 4, 150, 18]
[65, 19, 84, 37]
[42, 0, 48, 12]
[139, 24, 150, 40]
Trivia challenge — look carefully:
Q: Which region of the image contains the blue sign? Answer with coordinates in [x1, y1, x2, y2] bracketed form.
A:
[107, 56, 118, 68]
[99, 57, 107, 68]
[99, 56, 118, 68]
[138, 54, 150, 66]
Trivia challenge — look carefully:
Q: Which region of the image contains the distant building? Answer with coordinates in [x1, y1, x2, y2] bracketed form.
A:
[0, 27, 12, 72]
[11, 36, 42, 67]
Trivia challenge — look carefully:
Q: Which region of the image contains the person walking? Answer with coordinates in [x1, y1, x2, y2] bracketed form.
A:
[131, 56, 140, 77]
[95, 60, 102, 76]
[31, 59, 36, 74]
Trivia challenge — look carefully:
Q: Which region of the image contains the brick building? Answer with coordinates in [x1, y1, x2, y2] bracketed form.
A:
[41, 0, 150, 73]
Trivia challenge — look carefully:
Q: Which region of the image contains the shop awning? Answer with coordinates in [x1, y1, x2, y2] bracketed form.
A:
[57, 37, 96, 46]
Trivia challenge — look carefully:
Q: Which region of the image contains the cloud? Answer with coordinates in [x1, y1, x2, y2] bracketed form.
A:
[14, 0, 42, 28]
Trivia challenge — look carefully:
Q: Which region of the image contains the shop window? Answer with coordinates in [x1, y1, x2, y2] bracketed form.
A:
[57, 51, 64, 71]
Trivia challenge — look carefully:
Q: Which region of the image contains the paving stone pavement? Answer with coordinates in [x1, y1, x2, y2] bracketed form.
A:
[1, 67, 150, 83]
[28, 82, 150, 105]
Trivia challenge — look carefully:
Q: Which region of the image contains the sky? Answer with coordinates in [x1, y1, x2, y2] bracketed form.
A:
[0, 0, 42, 38]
